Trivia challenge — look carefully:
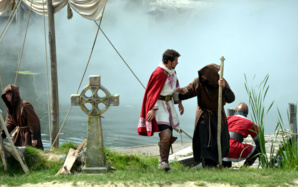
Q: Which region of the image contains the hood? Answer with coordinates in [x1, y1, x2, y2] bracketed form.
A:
[198, 63, 220, 88]
[1, 84, 21, 114]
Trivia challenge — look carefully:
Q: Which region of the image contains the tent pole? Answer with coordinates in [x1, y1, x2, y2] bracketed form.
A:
[47, 0, 59, 147]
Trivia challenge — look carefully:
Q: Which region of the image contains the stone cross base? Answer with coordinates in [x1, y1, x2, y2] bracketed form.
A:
[82, 164, 110, 174]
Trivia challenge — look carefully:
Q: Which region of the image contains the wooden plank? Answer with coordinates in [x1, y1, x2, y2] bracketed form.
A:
[55, 139, 86, 176]
[61, 148, 78, 174]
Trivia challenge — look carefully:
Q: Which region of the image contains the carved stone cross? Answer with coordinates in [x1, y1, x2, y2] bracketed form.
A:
[71, 75, 119, 173]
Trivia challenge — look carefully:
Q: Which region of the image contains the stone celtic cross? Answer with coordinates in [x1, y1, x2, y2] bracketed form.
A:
[71, 75, 119, 173]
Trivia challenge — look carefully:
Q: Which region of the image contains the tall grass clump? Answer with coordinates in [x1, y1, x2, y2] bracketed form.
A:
[244, 74, 274, 168]
[274, 107, 298, 170]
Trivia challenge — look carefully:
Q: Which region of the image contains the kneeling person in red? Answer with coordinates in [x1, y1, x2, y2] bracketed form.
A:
[222, 102, 260, 167]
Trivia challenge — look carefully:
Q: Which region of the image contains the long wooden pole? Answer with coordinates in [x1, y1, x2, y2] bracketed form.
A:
[0, 111, 29, 173]
[47, 0, 59, 147]
[217, 56, 225, 169]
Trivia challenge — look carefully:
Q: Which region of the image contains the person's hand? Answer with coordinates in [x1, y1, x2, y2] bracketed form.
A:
[218, 79, 226, 88]
[178, 103, 184, 115]
[32, 140, 38, 147]
[1, 131, 6, 139]
[146, 110, 155, 122]
[176, 88, 186, 94]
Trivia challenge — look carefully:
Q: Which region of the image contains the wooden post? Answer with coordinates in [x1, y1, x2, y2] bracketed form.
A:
[47, 0, 59, 147]
[289, 103, 297, 135]
[217, 56, 225, 169]
[0, 111, 29, 173]
[0, 137, 7, 171]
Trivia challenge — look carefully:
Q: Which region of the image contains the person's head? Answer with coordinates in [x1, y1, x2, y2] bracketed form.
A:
[234, 102, 249, 117]
[1, 84, 21, 114]
[5, 90, 12, 102]
[162, 49, 180, 69]
[198, 64, 220, 89]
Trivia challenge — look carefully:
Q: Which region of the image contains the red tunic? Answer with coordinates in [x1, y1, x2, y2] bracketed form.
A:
[137, 67, 167, 136]
[223, 115, 258, 162]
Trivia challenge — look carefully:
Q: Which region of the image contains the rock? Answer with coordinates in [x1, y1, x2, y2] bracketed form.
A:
[47, 154, 66, 162]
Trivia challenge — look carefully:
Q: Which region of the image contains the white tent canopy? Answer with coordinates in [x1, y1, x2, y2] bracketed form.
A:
[0, 0, 107, 21]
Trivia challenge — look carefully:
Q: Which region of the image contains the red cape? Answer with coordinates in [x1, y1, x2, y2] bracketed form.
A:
[137, 66, 167, 136]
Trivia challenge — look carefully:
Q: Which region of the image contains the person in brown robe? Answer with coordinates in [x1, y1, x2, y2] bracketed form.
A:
[176, 64, 235, 168]
[1, 84, 43, 150]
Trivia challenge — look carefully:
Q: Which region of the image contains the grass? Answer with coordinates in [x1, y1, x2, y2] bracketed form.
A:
[0, 143, 297, 186]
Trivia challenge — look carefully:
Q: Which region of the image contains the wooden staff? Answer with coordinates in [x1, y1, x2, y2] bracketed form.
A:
[217, 56, 225, 169]
[174, 127, 193, 140]
[0, 111, 29, 173]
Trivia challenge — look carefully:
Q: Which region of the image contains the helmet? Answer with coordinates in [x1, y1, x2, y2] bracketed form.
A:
[235, 102, 249, 114]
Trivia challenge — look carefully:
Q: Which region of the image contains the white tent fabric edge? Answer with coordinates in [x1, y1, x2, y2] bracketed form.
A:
[0, 0, 108, 21]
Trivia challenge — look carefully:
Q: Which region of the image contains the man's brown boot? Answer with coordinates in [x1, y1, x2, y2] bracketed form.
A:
[159, 129, 172, 171]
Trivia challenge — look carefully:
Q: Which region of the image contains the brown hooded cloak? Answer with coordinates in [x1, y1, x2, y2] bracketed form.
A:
[179, 64, 235, 166]
[1, 85, 43, 150]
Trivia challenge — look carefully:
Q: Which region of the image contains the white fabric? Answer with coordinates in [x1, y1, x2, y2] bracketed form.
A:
[0, 0, 108, 21]
[22, 0, 67, 15]
[69, 0, 107, 21]
[155, 63, 180, 128]
[159, 62, 175, 75]
[0, 0, 10, 15]
[155, 100, 179, 128]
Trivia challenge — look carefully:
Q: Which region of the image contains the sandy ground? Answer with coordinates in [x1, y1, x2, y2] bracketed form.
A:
[9, 179, 298, 187]
[13, 181, 240, 187]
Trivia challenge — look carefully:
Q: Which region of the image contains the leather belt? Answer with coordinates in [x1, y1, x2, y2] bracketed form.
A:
[229, 131, 244, 143]
[12, 126, 29, 137]
[158, 95, 173, 102]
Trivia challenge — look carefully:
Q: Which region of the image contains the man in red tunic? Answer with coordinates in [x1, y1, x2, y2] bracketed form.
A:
[222, 102, 260, 167]
[137, 49, 184, 171]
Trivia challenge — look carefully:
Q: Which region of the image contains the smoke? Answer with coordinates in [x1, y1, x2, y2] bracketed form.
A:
[1, 0, 298, 148]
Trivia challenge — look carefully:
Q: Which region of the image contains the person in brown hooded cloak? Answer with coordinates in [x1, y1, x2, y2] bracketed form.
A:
[1, 84, 43, 150]
[176, 64, 235, 168]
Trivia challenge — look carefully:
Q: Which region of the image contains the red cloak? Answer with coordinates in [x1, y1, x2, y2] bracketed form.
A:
[137, 66, 167, 136]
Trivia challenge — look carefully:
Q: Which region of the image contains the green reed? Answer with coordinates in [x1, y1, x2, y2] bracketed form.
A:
[244, 74, 274, 168]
